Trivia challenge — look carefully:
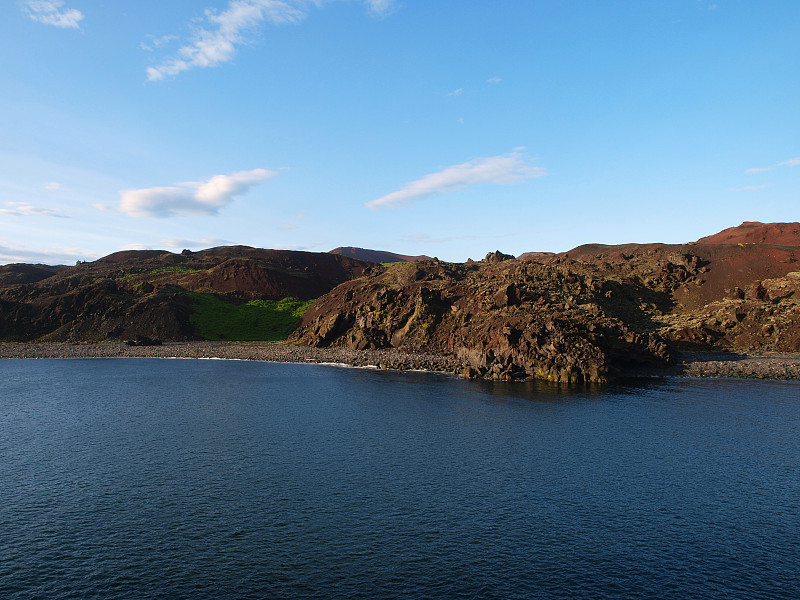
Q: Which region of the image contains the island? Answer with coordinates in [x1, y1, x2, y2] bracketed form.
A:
[2, 222, 799, 382]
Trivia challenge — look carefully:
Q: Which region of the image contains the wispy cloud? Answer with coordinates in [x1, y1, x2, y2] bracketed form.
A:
[401, 231, 521, 244]
[448, 88, 463, 97]
[278, 210, 305, 230]
[161, 237, 234, 248]
[21, 0, 83, 29]
[730, 184, 771, 192]
[273, 242, 320, 251]
[119, 168, 277, 217]
[147, 0, 396, 81]
[745, 156, 800, 173]
[487, 76, 502, 84]
[0, 241, 96, 265]
[366, 150, 547, 209]
[364, 0, 396, 17]
[1, 201, 70, 218]
[402, 233, 477, 244]
[140, 34, 178, 52]
[43, 181, 61, 191]
[147, 1, 303, 81]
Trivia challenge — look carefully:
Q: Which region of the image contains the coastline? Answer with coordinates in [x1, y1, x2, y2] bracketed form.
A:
[1, 341, 799, 381]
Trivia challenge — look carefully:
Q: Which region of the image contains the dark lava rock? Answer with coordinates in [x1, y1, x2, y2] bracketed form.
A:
[292, 258, 673, 383]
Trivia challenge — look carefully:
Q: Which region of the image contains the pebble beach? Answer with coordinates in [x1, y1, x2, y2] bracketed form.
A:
[1, 341, 799, 381]
[0, 341, 463, 374]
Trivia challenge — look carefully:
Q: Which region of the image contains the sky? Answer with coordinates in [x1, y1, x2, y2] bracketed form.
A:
[1, 0, 798, 265]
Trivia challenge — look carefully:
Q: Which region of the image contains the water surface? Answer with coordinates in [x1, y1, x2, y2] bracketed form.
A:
[1, 359, 798, 599]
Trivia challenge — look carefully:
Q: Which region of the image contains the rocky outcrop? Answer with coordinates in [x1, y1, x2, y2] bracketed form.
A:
[291, 258, 673, 383]
[293, 226, 800, 382]
[658, 271, 800, 352]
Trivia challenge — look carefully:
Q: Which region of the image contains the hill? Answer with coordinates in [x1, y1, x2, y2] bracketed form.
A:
[696, 221, 800, 245]
[0, 247, 374, 342]
[329, 247, 432, 263]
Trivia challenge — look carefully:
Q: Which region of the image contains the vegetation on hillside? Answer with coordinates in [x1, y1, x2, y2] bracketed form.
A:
[187, 293, 313, 341]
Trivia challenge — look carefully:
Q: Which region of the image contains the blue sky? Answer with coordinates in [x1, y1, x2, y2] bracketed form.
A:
[1, 0, 798, 264]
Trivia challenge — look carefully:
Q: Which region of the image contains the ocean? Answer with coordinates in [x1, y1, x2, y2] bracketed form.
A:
[1, 358, 798, 599]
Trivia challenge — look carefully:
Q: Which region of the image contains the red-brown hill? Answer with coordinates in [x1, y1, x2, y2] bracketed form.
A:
[330, 247, 431, 263]
[696, 221, 800, 245]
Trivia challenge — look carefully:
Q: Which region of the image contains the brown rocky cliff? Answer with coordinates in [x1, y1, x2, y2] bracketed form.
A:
[291, 254, 674, 383]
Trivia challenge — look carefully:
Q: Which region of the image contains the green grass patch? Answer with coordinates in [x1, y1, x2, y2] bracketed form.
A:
[187, 292, 314, 341]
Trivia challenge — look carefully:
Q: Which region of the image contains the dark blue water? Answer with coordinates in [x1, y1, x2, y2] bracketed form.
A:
[1, 359, 799, 599]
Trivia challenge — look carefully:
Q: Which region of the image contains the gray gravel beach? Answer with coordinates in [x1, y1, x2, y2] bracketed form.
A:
[676, 352, 800, 380]
[0, 341, 462, 374]
[1, 342, 799, 381]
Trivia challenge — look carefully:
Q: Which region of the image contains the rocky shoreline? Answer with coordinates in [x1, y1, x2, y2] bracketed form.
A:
[1, 341, 799, 381]
[0, 341, 462, 374]
[676, 352, 800, 380]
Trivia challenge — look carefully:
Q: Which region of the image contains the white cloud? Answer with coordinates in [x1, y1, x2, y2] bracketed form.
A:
[43, 181, 61, 191]
[366, 151, 547, 209]
[21, 0, 83, 29]
[487, 76, 502, 84]
[779, 158, 800, 167]
[119, 168, 277, 217]
[2, 201, 69, 218]
[448, 88, 463, 97]
[744, 166, 773, 174]
[147, 0, 397, 80]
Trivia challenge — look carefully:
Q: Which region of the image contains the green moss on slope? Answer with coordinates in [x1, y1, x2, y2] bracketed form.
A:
[187, 292, 313, 341]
